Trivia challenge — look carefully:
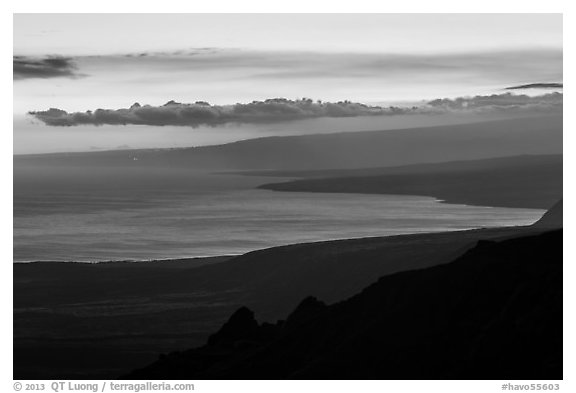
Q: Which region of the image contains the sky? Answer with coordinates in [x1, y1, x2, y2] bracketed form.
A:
[13, 14, 563, 154]
[14, 14, 562, 56]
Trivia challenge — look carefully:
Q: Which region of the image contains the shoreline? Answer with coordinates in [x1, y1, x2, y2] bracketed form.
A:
[259, 188, 553, 210]
[14, 223, 554, 379]
[12, 254, 239, 265]
[13, 221, 544, 266]
[12, 220, 544, 265]
[251, 154, 562, 210]
[14, 154, 557, 265]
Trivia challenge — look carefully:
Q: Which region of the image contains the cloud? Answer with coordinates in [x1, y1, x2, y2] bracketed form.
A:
[505, 83, 563, 90]
[427, 92, 563, 112]
[28, 92, 562, 128]
[246, 50, 562, 83]
[13, 56, 82, 80]
[16, 47, 561, 85]
[28, 99, 415, 127]
[103, 48, 562, 85]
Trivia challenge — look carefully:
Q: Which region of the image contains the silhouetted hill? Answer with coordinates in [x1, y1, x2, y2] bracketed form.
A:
[14, 226, 543, 379]
[259, 155, 562, 209]
[534, 200, 563, 228]
[126, 229, 562, 380]
[15, 116, 562, 171]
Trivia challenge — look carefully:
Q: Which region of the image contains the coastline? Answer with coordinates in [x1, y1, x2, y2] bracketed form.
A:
[15, 224, 550, 379]
[259, 188, 553, 210]
[12, 255, 238, 265]
[12, 153, 560, 379]
[254, 154, 562, 210]
[12, 218, 544, 265]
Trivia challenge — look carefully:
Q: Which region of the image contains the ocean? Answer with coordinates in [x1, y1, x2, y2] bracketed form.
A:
[13, 166, 545, 262]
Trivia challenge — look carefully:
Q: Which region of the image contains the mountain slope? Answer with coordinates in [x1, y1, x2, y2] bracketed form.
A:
[259, 155, 562, 209]
[534, 200, 563, 228]
[126, 229, 562, 380]
[15, 116, 562, 171]
[14, 226, 545, 379]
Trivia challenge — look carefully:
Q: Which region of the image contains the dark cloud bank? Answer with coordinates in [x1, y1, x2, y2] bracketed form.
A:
[427, 92, 562, 111]
[29, 99, 412, 127]
[505, 83, 563, 90]
[13, 56, 81, 80]
[28, 93, 562, 128]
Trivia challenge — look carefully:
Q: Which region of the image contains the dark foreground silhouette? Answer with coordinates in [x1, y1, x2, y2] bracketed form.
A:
[534, 200, 563, 228]
[15, 227, 539, 379]
[126, 228, 562, 380]
[14, 201, 562, 379]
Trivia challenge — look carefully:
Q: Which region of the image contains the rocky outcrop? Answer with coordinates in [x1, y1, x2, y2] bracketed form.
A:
[534, 199, 563, 228]
[125, 229, 562, 380]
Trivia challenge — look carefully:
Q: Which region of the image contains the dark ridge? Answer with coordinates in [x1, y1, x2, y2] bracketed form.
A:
[533, 199, 563, 228]
[207, 307, 259, 347]
[14, 225, 540, 379]
[284, 296, 327, 329]
[125, 229, 562, 380]
[258, 154, 562, 209]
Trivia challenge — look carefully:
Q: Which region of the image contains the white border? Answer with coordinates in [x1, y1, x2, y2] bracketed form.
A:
[4, 3, 572, 392]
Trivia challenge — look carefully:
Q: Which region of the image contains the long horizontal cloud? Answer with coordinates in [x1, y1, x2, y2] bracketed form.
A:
[505, 83, 563, 90]
[14, 56, 81, 80]
[28, 99, 416, 127]
[16, 48, 562, 84]
[28, 93, 562, 127]
[427, 92, 563, 111]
